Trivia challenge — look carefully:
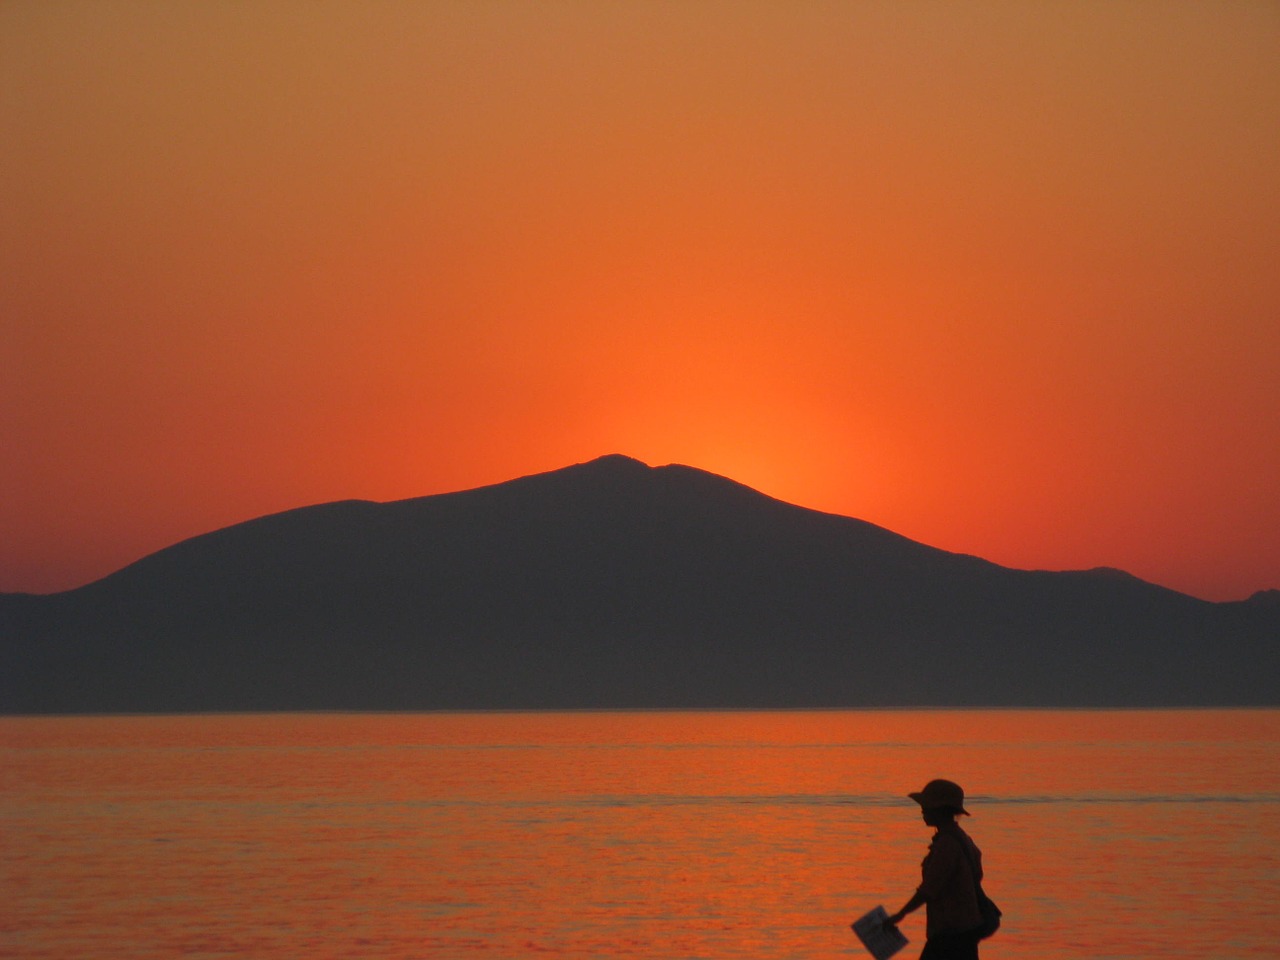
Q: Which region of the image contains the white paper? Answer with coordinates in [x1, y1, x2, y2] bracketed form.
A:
[851, 905, 909, 960]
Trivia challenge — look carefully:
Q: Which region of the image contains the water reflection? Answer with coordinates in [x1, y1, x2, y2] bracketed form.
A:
[2, 710, 1277, 959]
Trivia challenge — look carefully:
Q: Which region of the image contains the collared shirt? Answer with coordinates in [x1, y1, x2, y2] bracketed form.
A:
[917, 822, 983, 937]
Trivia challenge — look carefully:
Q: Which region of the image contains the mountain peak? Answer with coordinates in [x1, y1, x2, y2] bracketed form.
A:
[568, 453, 654, 476]
[584, 453, 651, 469]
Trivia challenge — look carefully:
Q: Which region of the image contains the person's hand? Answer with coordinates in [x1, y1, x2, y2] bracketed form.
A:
[883, 911, 904, 927]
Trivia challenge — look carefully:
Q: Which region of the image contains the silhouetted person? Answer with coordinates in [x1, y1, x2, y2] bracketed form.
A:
[884, 779, 990, 960]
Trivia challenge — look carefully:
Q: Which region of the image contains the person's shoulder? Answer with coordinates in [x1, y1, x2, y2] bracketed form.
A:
[949, 826, 982, 861]
[930, 828, 965, 852]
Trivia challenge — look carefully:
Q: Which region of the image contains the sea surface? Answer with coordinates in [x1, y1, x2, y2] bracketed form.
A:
[2, 710, 1277, 959]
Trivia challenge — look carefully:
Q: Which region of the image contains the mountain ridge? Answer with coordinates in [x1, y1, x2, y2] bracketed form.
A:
[2, 454, 1274, 712]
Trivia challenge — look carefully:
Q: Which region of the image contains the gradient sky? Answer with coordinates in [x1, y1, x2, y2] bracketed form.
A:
[3, 1, 1277, 601]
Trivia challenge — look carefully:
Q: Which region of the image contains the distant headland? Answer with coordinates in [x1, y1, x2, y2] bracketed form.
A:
[2, 454, 1276, 713]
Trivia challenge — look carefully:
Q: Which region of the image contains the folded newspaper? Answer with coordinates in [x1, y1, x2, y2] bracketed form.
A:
[851, 905, 909, 960]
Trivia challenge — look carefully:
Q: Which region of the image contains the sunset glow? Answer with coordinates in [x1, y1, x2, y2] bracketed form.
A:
[3, 2, 1277, 600]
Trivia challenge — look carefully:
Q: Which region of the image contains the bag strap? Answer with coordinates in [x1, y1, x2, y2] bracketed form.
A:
[955, 834, 984, 899]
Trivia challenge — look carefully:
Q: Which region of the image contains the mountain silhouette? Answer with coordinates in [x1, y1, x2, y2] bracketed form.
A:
[2, 454, 1276, 712]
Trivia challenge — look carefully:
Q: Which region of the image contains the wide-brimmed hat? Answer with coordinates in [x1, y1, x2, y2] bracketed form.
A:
[908, 778, 970, 815]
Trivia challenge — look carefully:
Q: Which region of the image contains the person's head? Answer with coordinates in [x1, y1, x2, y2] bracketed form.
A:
[908, 778, 970, 826]
[920, 805, 955, 827]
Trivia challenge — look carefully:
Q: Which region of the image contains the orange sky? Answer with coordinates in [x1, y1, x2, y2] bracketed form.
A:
[3, 2, 1278, 601]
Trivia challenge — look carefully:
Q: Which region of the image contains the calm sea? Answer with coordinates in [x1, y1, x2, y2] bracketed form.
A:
[2, 710, 1277, 959]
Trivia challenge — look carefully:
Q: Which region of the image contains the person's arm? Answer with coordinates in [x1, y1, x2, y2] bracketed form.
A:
[883, 890, 925, 927]
[886, 834, 961, 926]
